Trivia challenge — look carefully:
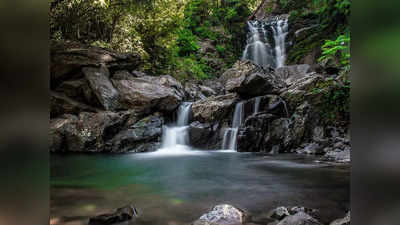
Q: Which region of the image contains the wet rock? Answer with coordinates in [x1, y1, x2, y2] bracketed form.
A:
[329, 211, 350, 225]
[280, 74, 324, 113]
[275, 64, 311, 85]
[50, 91, 97, 118]
[269, 207, 290, 220]
[189, 121, 215, 149]
[221, 60, 283, 97]
[277, 212, 322, 225]
[296, 143, 324, 155]
[184, 82, 207, 101]
[83, 66, 120, 111]
[193, 204, 246, 225]
[321, 148, 350, 163]
[89, 204, 138, 225]
[106, 115, 163, 153]
[289, 207, 320, 220]
[264, 118, 293, 153]
[50, 40, 140, 88]
[192, 93, 237, 123]
[50, 114, 79, 152]
[237, 113, 276, 152]
[113, 75, 184, 113]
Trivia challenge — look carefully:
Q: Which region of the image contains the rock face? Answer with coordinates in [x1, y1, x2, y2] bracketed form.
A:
[89, 204, 138, 225]
[50, 41, 190, 153]
[221, 60, 283, 97]
[277, 212, 322, 225]
[275, 64, 312, 85]
[113, 75, 184, 113]
[106, 115, 163, 153]
[83, 66, 120, 111]
[192, 94, 237, 123]
[193, 204, 246, 225]
[50, 41, 140, 86]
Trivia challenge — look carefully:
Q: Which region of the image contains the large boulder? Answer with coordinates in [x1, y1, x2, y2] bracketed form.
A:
[83, 66, 120, 111]
[277, 212, 322, 225]
[50, 111, 135, 152]
[189, 121, 221, 149]
[50, 114, 79, 152]
[50, 91, 97, 118]
[113, 75, 184, 113]
[220, 60, 283, 97]
[89, 204, 138, 225]
[105, 114, 163, 153]
[192, 94, 237, 123]
[192, 204, 247, 225]
[237, 113, 276, 152]
[50, 41, 140, 88]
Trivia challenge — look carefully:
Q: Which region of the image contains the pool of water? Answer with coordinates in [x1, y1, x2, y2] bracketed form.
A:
[50, 151, 350, 225]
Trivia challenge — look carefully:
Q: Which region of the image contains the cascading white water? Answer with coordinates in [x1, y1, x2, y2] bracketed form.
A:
[242, 15, 289, 69]
[253, 97, 261, 115]
[154, 102, 200, 156]
[272, 16, 288, 68]
[242, 20, 274, 69]
[222, 102, 244, 150]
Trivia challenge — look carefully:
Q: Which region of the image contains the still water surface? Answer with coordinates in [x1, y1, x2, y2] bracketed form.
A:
[51, 152, 349, 225]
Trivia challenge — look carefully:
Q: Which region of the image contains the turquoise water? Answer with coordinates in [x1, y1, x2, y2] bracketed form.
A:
[51, 152, 350, 225]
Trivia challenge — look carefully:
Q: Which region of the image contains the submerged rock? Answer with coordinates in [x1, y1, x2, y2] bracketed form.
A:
[193, 204, 246, 225]
[89, 204, 138, 225]
[277, 212, 322, 225]
[269, 206, 290, 220]
[329, 211, 350, 225]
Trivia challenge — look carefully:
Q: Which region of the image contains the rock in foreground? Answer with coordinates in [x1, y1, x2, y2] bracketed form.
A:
[193, 204, 246, 225]
[277, 212, 322, 225]
[89, 204, 138, 225]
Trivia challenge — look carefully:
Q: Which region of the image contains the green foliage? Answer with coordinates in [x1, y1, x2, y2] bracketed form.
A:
[319, 33, 350, 71]
[216, 44, 226, 54]
[311, 78, 350, 125]
[176, 29, 200, 56]
[174, 56, 211, 80]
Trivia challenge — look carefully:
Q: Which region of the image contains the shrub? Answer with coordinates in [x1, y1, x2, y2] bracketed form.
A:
[176, 29, 200, 56]
[318, 33, 350, 71]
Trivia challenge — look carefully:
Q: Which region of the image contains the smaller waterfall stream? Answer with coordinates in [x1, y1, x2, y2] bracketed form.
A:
[253, 97, 261, 115]
[272, 16, 288, 68]
[155, 102, 199, 155]
[222, 102, 244, 151]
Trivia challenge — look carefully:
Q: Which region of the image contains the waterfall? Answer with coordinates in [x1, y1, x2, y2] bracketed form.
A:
[222, 102, 244, 150]
[253, 97, 261, 115]
[155, 102, 195, 155]
[242, 20, 274, 69]
[242, 15, 289, 69]
[272, 16, 288, 68]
